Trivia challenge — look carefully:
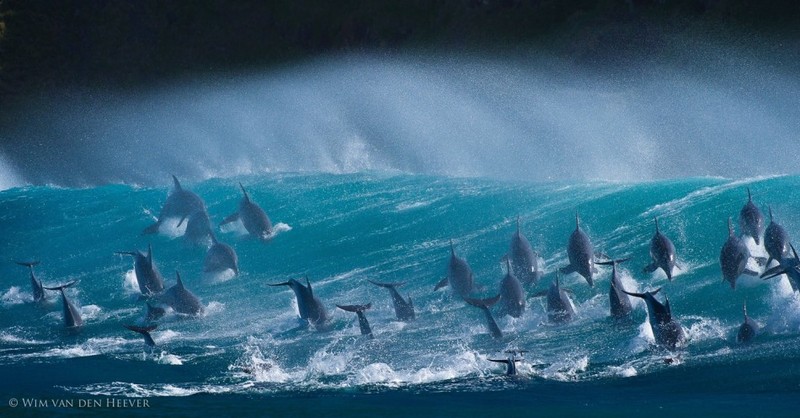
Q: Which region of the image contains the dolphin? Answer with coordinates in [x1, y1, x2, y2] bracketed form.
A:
[643, 218, 678, 281]
[761, 243, 800, 292]
[124, 324, 157, 347]
[337, 303, 374, 339]
[159, 271, 204, 316]
[203, 232, 239, 275]
[505, 217, 543, 286]
[464, 295, 503, 339]
[621, 288, 684, 350]
[764, 206, 790, 267]
[434, 241, 476, 298]
[178, 209, 214, 245]
[145, 302, 166, 322]
[143, 175, 207, 235]
[739, 188, 765, 245]
[597, 258, 634, 320]
[545, 273, 576, 323]
[498, 258, 525, 318]
[720, 218, 760, 289]
[15, 261, 45, 302]
[220, 183, 273, 240]
[736, 300, 758, 344]
[42, 281, 82, 328]
[560, 212, 598, 287]
[488, 350, 526, 376]
[114, 244, 165, 295]
[368, 280, 415, 321]
[268, 277, 329, 329]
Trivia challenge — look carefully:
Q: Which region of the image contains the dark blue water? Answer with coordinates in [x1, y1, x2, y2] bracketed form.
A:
[2, 173, 800, 416]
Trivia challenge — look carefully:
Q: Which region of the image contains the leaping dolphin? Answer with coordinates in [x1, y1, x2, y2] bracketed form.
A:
[124, 324, 157, 347]
[435, 241, 476, 298]
[203, 232, 239, 275]
[178, 209, 214, 245]
[535, 272, 576, 324]
[220, 183, 273, 240]
[464, 295, 503, 339]
[737, 300, 758, 344]
[621, 288, 684, 350]
[337, 303, 374, 339]
[739, 188, 764, 245]
[560, 212, 598, 287]
[644, 218, 678, 281]
[269, 277, 329, 329]
[368, 280, 414, 321]
[498, 258, 525, 318]
[505, 217, 543, 286]
[764, 206, 790, 267]
[597, 258, 634, 320]
[114, 244, 165, 295]
[143, 175, 207, 235]
[720, 218, 761, 289]
[761, 243, 800, 292]
[15, 261, 45, 302]
[43, 281, 82, 328]
[158, 271, 204, 316]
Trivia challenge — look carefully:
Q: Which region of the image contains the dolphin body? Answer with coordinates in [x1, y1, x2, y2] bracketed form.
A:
[337, 303, 374, 339]
[739, 188, 765, 245]
[720, 218, 761, 289]
[560, 213, 598, 287]
[622, 288, 684, 350]
[125, 324, 157, 347]
[179, 209, 214, 245]
[43, 281, 82, 328]
[737, 301, 759, 344]
[115, 244, 165, 295]
[761, 244, 800, 292]
[644, 218, 678, 281]
[143, 175, 207, 235]
[535, 274, 576, 324]
[159, 272, 204, 316]
[498, 259, 525, 318]
[506, 218, 543, 286]
[764, 207, 790, 267]
[597, 258, 634, 320]
[203, 233, 239, 275]
[269, 278, 329, 329]
[464, 295, 503, 339]
[435, 241, 476, 299]
[221, 183, 273, 240]
[16, 261, 45, 302]
[368, 280, 414, 321]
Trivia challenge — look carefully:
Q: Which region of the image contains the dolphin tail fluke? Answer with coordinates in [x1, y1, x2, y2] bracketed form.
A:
[337, 304, 373, 337]
[337, 303, 372, 313]
[15, 260, 40, 269]
[142, 222, 160, 235]
[464, 295, 503, 339]
[267, 281, 292, 287]
[464, 295, 501, 309]
[368, 279, 406, 289]
[43, 280, 78, 292]
[124, 324, 157, 347]
[489, 358, 512, 365]
[761, 264, 786, 280]
[220, 212, 240, 226]
[434, 277, 449, 291]
[621, 287, 661, 299]
[743, 268, 760, 277]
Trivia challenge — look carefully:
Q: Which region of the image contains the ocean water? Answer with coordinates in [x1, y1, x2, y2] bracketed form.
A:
[1, 172, 800, 417]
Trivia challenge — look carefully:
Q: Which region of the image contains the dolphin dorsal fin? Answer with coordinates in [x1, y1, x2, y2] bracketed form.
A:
[239, 183, 250, 202]
[172, 175, 182, 191]
[175, 271, 184, 288]
[654, 217, 660, 233]
[727, 217, 734, 237]
[450, 240, 455, 256]
[664, 296, 672, 318]
[747, 187, 752, 202]
[516, 216, 521, 234]
[575, 211, 580, 230]
[768, 206, 774, 222]
[210, 231, 218, 245]
[506, 257, 513, 274]
[305, 276, 313, 297]
[147, 243, 154, 268]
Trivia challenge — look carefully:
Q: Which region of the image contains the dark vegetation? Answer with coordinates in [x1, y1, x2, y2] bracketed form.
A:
[0, 0, 799, 101]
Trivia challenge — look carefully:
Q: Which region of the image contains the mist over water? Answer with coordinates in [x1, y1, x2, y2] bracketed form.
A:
[2, 35, 799, 189]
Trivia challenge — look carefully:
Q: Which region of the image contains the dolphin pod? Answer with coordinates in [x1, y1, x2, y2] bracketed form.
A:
[15, 261, 45, 302]
[337, 303, 374, 338]
[115, 244, 165, 295]
[644, 218, 678, 281]
[220, 183, 273, 240]
[622, 288, 684, 350]
[269, 277, 329, 329]
[368, 280, 414, 321]
[560, 213, 598, 287]
[43, 281, 83, 328]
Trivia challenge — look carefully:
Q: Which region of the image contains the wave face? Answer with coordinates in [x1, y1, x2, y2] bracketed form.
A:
[2, 43, 800, 189]
[1, 173, 800, 414]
